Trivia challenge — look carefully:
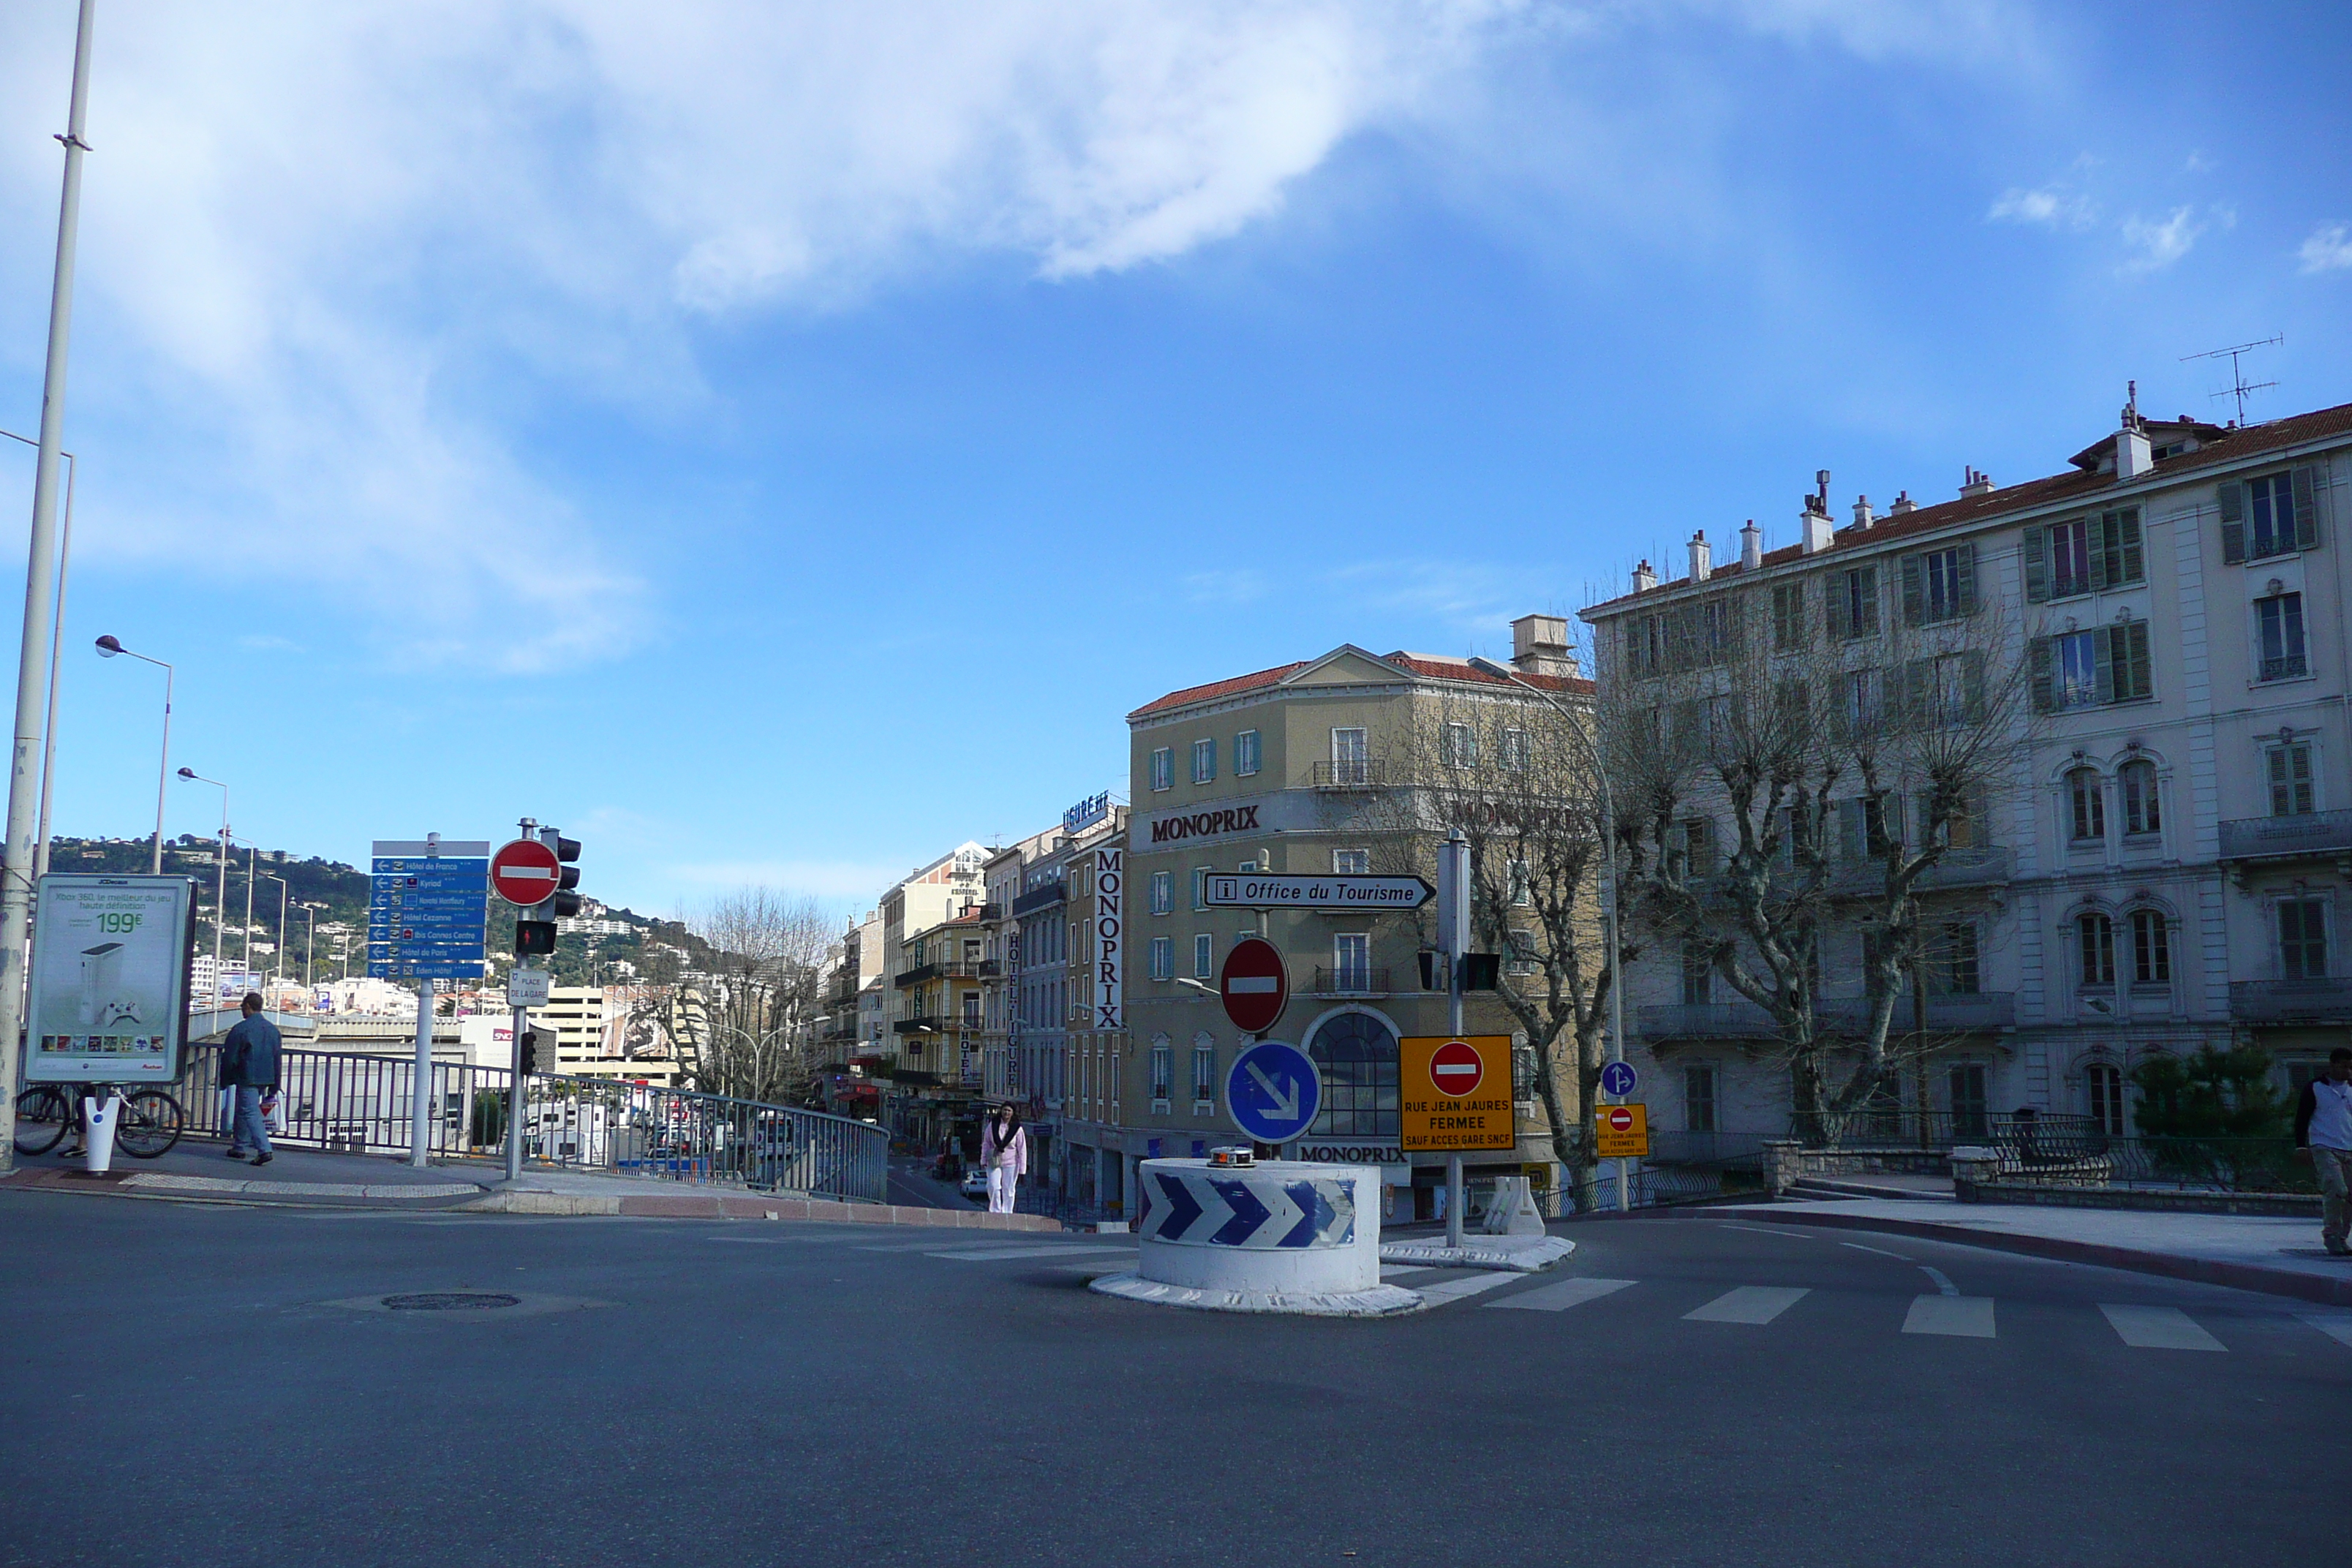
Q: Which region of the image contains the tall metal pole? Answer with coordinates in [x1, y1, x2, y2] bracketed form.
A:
[34, 453, 75, 882]
[242, 845, 255, 971]
[1439, 829, 1469, 1248]
[0, 0, 99, 1171]
[150, 663, 171, 874]
[410, 830, 442, 1168]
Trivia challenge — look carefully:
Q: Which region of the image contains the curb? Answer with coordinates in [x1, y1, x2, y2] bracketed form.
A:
[1379, 1237, 1576, 1273]
[1679, 1205, 2352, 1308]
[1088, 1270, 1425, 1317]
[460, 1188, 1066, 1229]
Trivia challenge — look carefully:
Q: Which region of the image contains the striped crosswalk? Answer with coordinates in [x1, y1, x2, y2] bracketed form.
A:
[1469, 1273, 2342, 1353]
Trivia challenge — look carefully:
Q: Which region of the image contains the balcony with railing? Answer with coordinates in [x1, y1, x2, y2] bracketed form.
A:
[1011, 881, 1067, 917]
[2217, 809, 2352, 863]
[1639, 1000, 1779, 1041]
[2230, 977, 2352, 1023]
[894, 959, 999, 990]
[1309, 759, 1389, 789]
[1828, 845, 2014, 894]
[1640, 992, 2015, 1041]
[1308, 966, 1391, 998]
[2260, 652, 2310, 683]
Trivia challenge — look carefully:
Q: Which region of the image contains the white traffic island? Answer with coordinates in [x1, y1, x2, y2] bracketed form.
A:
[1089, 1156, 1421, 1316]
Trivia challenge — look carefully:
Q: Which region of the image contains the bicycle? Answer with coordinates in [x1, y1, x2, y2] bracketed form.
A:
[12, 1083, 184, 1159]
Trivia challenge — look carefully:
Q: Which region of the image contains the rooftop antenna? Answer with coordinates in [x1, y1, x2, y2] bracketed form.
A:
[2180, 334, 2283, 426]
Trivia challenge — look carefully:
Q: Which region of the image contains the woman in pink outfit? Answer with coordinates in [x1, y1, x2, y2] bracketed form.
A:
[980, 1104, 1026, 1215]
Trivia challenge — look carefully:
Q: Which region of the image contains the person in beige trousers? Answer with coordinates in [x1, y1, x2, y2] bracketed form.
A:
[2293, 1047, 2352, 1257]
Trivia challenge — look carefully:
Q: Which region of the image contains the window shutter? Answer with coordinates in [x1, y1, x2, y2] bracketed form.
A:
[2124, 621, 2152, 700]
[1838, 799, 1862, 861]
[1885, 794, 1908, 851]
[2094, 630, 2114, 705]
[1727, 595, 1747, 659]
[1956, 542, 1978, 614]
[2115, 508, 2144, 584]
[1901, 555, 1924, 625]
[2218, 481, 2246, 564]
[1827, 576, 1849, 642]
[1903, 659, 1930, 725]
[2293, 465, 2321, 551]
[2022, 525, 2050, 603]
[2088, 518, 2108, 593]
[2029, 636, 2054, 713]
[1961, 649, 1987, 721]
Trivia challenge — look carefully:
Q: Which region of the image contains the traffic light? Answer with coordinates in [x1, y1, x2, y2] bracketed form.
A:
[540, 828, 582, 918]
[1459, 953, 1501, 992]
[518, 1028, 541, 1076]
[515, 920, 557, 955]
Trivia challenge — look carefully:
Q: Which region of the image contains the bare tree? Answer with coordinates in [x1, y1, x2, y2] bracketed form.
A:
[675, 889, 839, 1105]
[1355, 690, 1624, 1210]
[1607, 577, 2035, 1142]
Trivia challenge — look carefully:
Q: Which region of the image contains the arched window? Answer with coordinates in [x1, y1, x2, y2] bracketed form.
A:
[2121, 759, 2161, 837]
[2129, 910, 2171, 987]
[2085, 1062, 2126, 1136]
[2068, 769, 2106, 843]
[2078, 912, 2116, 988]
[1307, 1011, 1399, 1138]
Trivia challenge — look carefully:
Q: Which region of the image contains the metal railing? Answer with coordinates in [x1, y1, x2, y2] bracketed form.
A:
[172, 1043, 886, 1202]
[2229, 977, 2352, 1022]
[1310, 966, 1390, 996]
[1310, 759, 1387, 788]
[2217, 808, 2352, 862]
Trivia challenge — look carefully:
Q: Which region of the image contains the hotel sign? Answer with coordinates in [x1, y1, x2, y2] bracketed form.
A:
[1064, 791, 1112, 835]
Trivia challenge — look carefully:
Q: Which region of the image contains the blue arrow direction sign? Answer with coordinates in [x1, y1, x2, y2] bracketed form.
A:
[1599, 1060, 1640, 1099]
[1140, 1168, 1356, 1249]
[369, 959, 483, 980]
[369, 890, 489, 911]
[1224, 1039, 1322, 1144]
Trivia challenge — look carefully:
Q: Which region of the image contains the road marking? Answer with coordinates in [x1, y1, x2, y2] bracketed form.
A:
[1903, 1294, 1995, 1338]
[1918, 1266, 1959, 1297]
[927, 1245, 1137, 1262]
[1715, 1224, 1823, 1242]
[1414, 1273, 1523, 1306]
[1487, 1277, 1639, 1313]
[2295, 1313, 2352, 1349]
[1839, 1241, 1913, 1260]
[2100, 1304, 2225, 1352]
[1684, 1286, 1809, 1324]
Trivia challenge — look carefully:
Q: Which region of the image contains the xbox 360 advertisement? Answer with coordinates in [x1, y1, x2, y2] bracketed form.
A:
[24, 874, 197, 1083]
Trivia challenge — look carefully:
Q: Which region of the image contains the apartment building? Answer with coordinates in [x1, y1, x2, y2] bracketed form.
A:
[1047, 807, 1130, 1212]
[892, 907, 990, 1147]
[1580, 393, 2352, 1142]
[1111, 624, 1589, 1221]
[877, 844, 988, 1139]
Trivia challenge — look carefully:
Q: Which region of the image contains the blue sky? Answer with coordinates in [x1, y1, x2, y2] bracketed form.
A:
[1, 1, 2348, 919]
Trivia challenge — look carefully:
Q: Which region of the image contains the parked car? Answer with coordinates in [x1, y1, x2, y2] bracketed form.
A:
[960, 1167, 989, 1200]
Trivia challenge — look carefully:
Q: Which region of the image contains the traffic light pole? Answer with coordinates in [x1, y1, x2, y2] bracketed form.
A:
[1439, 829, 1469, 1249]
[507, 815, 537, 1184]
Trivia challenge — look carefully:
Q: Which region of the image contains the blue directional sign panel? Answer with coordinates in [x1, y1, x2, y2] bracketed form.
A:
[1224, 1039, 1322, 1145]
[1139, 1167, 1355, 1250]
[368, 840, 489, 980]
[1599, 1060, 1640, 1099]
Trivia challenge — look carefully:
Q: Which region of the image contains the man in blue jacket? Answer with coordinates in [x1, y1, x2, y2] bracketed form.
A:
[220, 992, 281, 1166]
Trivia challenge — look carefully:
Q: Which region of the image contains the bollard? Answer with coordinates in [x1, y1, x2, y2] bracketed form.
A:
[82, 1093, 122, 1173]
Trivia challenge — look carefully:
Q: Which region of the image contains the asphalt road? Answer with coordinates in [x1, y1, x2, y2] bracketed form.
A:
[2, 1192, 2345, 1567]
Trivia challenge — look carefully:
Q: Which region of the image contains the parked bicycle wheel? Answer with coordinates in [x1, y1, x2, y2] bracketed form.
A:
[116, 1089, 184, 1159]
[12, 1085, 72, 1156]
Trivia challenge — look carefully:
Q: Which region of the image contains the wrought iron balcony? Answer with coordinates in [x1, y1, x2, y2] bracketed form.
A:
[1638, 1002, 1779, 1041]
[1310, 760, 1388, 789]
[894, 960, 997, 989]
[2260, 653, 2310, 683]
[1640, 992, 2015, 1041]
[1011, 882, 1067, 917]
[1828, 846, 2013, 894]
[2230, 978, 2352, 1024]
[1309, 967, 1389, 997]
[2217, 809, 2352, 863]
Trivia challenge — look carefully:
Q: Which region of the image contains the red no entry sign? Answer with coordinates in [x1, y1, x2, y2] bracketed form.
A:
[1605, 1106, 1636, 1132]
[491, 837, 562, 907]
[1429, 1039, 1485, 1098]
[1219, 935, 1289, 1034]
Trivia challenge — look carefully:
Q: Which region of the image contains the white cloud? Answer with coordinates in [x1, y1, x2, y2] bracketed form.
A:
[2119, 205, 2203, 274]
[0, 1, 2035, 670]
[1987, 185, 2097, 230]
[2299, 222, 2352, 274]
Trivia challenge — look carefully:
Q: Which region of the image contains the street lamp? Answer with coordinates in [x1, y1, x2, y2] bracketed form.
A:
[177, 767, 230, 998]
[298, 901, 325, 988]
[1467, 655, 1630, 1213]
[94, 635, 173, 875]
[260, 870, 288, 986]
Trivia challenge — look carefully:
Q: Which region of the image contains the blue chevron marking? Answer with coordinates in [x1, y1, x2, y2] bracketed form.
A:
[1277, 1180, 1332, 1248]
[1153, 1172, 1203, 1240]
[1208, 1179, 1271, 1246]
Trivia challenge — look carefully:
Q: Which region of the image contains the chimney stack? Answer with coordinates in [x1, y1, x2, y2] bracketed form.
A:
[1740, 518, 1763, 570]
[1960, 466, 1993, 497]
[1689, 530, 1712, 583]
[1631, 559, 1656, 594]
[1510, 614, 1579, 680]
[1890, 490, 1914, 516]
[1852, 494, 1874, 530]
[2115, 380, 2152, 480]
[1800, 488, 1834, 555]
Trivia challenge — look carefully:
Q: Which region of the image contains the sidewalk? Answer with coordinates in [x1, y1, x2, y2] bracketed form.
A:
[1, 1137, 1062, 1232]
[1682, 1194, 2352, 1307]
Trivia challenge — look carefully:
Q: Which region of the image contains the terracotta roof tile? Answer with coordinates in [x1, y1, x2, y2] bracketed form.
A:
[1130, 650, 1594, 722]
[1127, 662, 1311, 720]
[1588, 399, 2352, 613]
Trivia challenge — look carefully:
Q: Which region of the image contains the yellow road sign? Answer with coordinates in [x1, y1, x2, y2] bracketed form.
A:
[1399, 1034, 1515, 1153]
[1594, 1101, 1648, 1159]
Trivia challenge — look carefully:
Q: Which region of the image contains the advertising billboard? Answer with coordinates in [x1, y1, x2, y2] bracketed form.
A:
[23, 874, 197, 1084]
